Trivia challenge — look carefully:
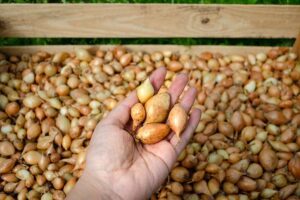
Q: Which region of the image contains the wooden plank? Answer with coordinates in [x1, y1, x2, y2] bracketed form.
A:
[293, 33, 300, 61]
[0, 4, 299, 38]
[0, 45, 283, 56]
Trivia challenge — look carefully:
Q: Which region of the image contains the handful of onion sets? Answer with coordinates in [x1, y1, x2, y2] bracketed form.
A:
[131, 78, 188, 144]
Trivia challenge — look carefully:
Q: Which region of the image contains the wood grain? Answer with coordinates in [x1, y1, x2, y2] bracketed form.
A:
[0, 45, 283, 56]
[0, 4, 299, 38]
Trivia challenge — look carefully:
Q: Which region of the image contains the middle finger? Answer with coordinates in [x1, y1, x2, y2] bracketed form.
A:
[167, 73, 189, 105]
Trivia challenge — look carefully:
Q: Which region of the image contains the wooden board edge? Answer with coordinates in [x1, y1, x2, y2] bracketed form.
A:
[0, 45, 287, 56]
[293, 33, 300, 61]
[0, 4, 299, 38]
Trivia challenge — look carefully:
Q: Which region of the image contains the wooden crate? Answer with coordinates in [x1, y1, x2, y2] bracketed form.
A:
[0, 4, 300, 56]
[0, 4, 300, 199]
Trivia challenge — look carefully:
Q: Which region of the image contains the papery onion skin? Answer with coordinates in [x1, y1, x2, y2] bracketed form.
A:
[136, 78, 155, 103]
[145, 92, 170, 124]
[264, 111, 288, 125]
[136, 123, 170, 144]
[168, 104, 187, 138]
[288, 152, 300, 179]
[75, 48, 92, 61]
[0, 141, 15, 156]
[237, 176, 257, 192]
[231, 111, 245, 132]
[23, 151, 42, 165]
[23, 95, 42, 109]
[56, 115, 71, 134]
[259, 146, 278, 171]
[5, 102, 20, 116]
[0, 158, 16, 174]
[171, 167, 190, 182]
[131, 103, 146, 130]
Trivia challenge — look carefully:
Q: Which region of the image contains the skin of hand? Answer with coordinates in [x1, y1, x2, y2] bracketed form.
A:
[67, 67, 201, 200]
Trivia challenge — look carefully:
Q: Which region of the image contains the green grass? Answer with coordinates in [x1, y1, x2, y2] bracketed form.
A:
[0, 0, 298, 46]
[0, 38, 295, 46]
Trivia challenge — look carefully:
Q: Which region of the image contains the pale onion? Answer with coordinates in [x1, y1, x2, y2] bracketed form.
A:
[75, 48, 92, 61]
[63, 177, 77, 194]
[56, 114, 71, 134]
[23, 151, 42, 165]
[136, 78, 155, 103]
[23, 95, 42, 108]
[16, 169, 30, 180]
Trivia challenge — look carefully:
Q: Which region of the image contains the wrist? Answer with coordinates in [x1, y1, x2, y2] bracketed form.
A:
[66, 170, 123, 200]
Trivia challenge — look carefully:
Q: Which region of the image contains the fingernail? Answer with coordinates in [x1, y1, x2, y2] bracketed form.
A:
[193, 108, 202, 115]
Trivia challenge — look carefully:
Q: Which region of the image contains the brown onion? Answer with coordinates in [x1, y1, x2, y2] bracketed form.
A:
[237, 176, 257, 192]
[37, 136, 54, 150]
[288, 152, 300, 179]
[52, 177, 65, 190]
[192, 170, 205, 182]
[281, 126, 296, 143]
[171, 167, 190, 182]
[23, 151, 42, 165]
[193, 180, 212, 197]
[131, 103, 146, 131]
[168, 104, 188, 138]
[145, 92, 170, 124]
[208, 178, 220, 195]
[218, 121, 234, 138]
[62, 135, 72, 150]
[136, 123, 170, 144]
[259, 146, 278, 171]
[168, 61, 183, 72]
[223, 182, 239, 194]
[264, 110, 287, 125]
[0, 141, 15, 156]
[0, 158, 16, 174]
[279, 184, 298, 199]
[5, 102, 20, 116]
[119, 53, 132, 66]
[27, 123, 41, 140]
[231, 111, 245, 131]
[269, 140, 290, 152]
[170, 182, 184, 195]
[240, 126, 256, 142]
[225, 168, 242, 184]
[246, 163, 263, 179]
[182, 155, 197, 169]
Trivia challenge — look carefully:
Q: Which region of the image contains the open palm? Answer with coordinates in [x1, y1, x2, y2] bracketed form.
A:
[68, 67, 201, 200]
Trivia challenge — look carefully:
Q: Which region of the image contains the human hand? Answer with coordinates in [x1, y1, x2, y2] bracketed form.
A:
[67, 67, 201, 200]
